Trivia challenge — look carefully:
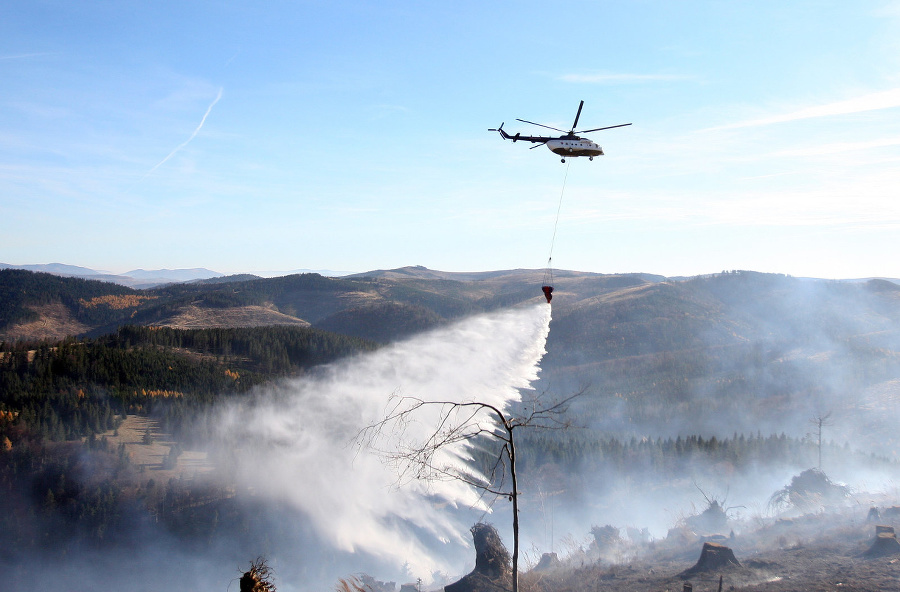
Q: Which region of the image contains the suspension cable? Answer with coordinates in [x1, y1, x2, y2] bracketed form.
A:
[544, 161, 571, 288]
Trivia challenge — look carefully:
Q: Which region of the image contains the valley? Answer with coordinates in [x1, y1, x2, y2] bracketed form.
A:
[2, 266, 900, 591]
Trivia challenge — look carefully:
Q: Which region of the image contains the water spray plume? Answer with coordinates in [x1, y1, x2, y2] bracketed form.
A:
[215, 304, 551, 578]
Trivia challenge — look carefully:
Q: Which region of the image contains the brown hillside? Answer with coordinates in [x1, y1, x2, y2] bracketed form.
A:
[153, 304, 310, 329]
[0, 303, 90, 342]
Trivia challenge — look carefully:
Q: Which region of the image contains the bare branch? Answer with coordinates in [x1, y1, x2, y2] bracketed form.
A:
[354, 384, 587, 592]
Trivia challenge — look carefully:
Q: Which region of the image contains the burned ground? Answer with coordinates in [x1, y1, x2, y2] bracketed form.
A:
[518, 506, 900, 592]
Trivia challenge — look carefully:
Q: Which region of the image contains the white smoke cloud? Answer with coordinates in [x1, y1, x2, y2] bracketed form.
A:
[214, 303, 551, 579]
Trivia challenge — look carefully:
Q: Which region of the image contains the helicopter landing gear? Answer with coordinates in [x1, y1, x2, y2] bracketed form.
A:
[560, 157, 566, 163]
[589, 156, 594, 161]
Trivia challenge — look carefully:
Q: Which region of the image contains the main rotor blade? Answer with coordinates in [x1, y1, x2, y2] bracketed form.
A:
[576, 123, 633, 133]
[516, 118, 567, 133]
[571, 100, 584, 132]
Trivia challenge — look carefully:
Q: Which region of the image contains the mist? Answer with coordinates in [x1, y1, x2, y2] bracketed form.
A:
[8, 273, 900, 590]
[503, 274, 900, 561]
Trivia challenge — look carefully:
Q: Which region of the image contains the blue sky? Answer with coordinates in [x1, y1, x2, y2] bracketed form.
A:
[2, 1, 899, 278]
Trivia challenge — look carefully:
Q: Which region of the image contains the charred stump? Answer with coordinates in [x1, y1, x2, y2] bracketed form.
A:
[863, 525, 900, 558]
[679, 542, 741, 578]
[445, 523, 512, 592]
[532, 552, 560, 572]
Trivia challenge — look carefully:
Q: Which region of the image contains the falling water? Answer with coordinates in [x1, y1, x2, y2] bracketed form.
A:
[215, 303, 552, 579]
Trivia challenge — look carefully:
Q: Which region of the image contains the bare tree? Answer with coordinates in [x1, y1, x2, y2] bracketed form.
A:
[810, 411, 833, 470]
[357, 388, 584, 592]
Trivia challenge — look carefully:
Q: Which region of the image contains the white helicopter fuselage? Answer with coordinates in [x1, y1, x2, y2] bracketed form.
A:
[545, 137, 603, 158]
[490, 100, 629, 161]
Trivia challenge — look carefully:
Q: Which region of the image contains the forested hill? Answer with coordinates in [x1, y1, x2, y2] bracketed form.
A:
[0, 267, 659, 343]
[0, 324, 375, 442]
[3, 267, 900, 360]
[541, 271, 900, 450]
[3, 267, 900, 443]
[0, 269, 137, 332]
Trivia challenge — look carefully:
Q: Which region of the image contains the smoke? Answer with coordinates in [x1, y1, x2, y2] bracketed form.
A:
[14, 274, 900, 590]
[213, 303, 551, 579]
[506, 275, 900, 553]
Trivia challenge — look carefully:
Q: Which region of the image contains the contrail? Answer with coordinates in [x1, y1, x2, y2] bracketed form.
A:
[139, 87, 223, 181]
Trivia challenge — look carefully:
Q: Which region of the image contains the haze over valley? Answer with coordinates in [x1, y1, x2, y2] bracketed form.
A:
[2, 265, 900, 590]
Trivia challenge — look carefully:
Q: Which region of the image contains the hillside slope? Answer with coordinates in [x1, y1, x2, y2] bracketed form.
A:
[541, 271, 900, 452]
[1, 266, 653, 343]
[2, 267, 900, 448]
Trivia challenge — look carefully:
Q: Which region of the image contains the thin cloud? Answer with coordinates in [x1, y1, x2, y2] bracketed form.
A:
[559, 72, 691, 84]
[712, 87, 900, 130]
[0, 52, 58, 60]
[140, 87, 223, 181]
[366, 104, 410, 119]
[774, 137, 900, 157]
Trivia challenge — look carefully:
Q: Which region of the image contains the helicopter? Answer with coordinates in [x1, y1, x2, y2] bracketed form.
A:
[489, 101, 631, 162]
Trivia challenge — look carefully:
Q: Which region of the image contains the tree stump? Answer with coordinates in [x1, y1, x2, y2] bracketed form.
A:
[445, 523, 512, 592]
[863, 525, 900, 558]
[532, 552, 560, 572]
[679, 542, 741, 578]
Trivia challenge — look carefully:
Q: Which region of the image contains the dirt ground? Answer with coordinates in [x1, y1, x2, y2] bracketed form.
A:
[0, 303, 89, 343]
[154, 304, 310, 329]
[95, 414, 212, 481]
[522, 510, 900, 592]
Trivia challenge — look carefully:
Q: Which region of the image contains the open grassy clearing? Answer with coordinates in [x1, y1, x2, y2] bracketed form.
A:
[94, 414, 212, 481]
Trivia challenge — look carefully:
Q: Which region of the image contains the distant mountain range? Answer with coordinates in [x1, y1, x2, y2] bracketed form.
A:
[0, 263, 109, 276]
[0, 263, 352, 288]
[0, 263, 224, 288]
[122, 268, 224, 282]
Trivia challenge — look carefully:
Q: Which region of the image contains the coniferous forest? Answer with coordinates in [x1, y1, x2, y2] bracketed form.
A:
[0, 324, 376, 553]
